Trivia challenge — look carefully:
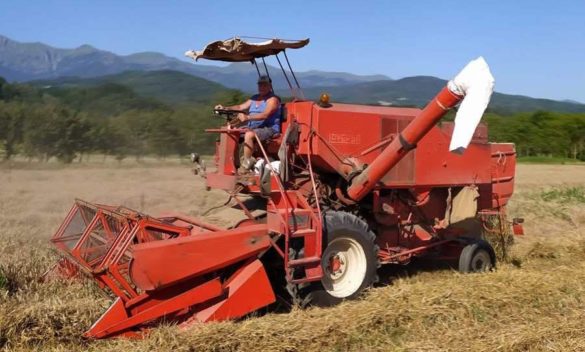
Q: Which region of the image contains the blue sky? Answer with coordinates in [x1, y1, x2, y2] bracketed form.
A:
[1, 0, 584, 102]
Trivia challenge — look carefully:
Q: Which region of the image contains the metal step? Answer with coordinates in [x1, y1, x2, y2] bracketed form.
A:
[290, 275, 322, 284]
[287, 256, 321, 267]
[276, 208, 312, 216]
[290, 228, 316, 238]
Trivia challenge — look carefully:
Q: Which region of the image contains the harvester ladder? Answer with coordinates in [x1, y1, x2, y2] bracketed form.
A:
[254, 134, 323, 284]
[287, 194, 323, 284]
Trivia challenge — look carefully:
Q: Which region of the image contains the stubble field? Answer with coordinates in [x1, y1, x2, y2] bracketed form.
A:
[0, 162, 584, 351]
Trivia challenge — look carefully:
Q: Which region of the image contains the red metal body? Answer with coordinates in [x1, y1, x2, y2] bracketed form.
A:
[47, 58, 520, 338]
[49, 200, 275, 338]
[346, 86, 463, 200]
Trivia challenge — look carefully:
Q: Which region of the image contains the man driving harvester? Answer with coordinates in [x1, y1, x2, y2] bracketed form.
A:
[215, 75, 281, 173]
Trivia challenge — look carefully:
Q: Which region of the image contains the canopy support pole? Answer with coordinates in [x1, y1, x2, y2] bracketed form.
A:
[275, 53, 296, 99]
[283, 50, 304, 100]
[252, 59, 262, 78]
[261, 58, 271, 80]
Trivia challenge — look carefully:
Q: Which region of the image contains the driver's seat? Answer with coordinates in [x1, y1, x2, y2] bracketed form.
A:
[263, 102, 286, 153]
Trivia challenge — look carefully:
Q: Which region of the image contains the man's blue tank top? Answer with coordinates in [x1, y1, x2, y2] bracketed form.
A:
[248, 93, 281, 133]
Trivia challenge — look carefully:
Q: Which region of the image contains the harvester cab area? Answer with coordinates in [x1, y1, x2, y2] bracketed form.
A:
[45, 36, 524, 339]
[209, 103, 286, 168]
[188, 37, 309, 195]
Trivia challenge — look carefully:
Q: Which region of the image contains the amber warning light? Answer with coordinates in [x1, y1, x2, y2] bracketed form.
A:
[319, 92, 332, 107]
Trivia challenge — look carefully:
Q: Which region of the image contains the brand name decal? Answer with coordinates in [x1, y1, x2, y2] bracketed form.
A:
[328, 133, 361, 145]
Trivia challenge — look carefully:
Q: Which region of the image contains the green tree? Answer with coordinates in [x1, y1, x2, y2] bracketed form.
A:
[0, 101, 26, 160]
[23, 104, 93, 163]
[171, 106, 220, 156]
[562, 114, 585, 160]
[115, 110, 152, 161]
[146, 111, 180, 158]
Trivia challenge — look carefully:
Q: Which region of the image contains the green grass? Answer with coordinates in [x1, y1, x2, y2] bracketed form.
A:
[0, 273, 6, 291]
[540, 186, 585, 204]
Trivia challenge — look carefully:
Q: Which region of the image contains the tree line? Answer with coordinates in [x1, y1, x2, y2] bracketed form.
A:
[0, 77, 245, 162]
[1, 76, 584, 163]
[484, 111, 585, 160]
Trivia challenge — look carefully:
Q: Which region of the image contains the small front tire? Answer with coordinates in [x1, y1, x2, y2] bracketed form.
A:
[458, 240, 496, 273]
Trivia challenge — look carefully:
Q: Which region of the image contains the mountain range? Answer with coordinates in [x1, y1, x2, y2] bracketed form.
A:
[0, 34, 387, 91]
[2, 34, 585, 113]
[300, 76, 585, 114]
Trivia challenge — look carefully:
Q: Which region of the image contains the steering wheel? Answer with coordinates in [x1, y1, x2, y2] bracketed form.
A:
[213, 108, 249, 127]
[213, 108, 247, 118]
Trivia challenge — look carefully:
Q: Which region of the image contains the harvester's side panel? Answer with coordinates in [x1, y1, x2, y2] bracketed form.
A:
[489, 143, 517, 208]
[293, 102, 421, 175]
[293, 102, 494, 188]
[408, 124, 492, 187]
[312, 109, 382, 173]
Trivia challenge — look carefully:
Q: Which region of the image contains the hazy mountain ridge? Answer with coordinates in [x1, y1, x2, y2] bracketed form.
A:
[0, 34, 390, 91]
[299, 76, 585, 113]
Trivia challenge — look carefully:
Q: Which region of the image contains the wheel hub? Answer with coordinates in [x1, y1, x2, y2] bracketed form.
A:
[327, 253, 346, 279]
[472, 250, 492, 271]
[321, 236, 368, 298]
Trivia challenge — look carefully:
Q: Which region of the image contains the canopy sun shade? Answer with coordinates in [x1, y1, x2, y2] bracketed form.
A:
[185, 37, 310, 62]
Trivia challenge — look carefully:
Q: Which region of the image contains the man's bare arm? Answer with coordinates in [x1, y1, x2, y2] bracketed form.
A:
[245, 97, 279, 121]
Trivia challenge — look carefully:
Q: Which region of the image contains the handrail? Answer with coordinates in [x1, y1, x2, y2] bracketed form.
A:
[253, 133, 295, 279]
[307, 107, 323, 258]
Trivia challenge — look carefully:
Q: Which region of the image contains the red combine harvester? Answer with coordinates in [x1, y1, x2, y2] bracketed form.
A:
[47, 37, 522, 339]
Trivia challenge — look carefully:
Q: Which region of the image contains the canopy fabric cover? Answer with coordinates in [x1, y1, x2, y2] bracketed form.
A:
[185, 37, 310, 62]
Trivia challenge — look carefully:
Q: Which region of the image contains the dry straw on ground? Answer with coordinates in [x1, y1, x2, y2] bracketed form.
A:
[1, 163, 584, 351]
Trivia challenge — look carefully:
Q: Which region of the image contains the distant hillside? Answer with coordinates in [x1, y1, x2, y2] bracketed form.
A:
[0, 34, 389, 91]
[298, 76, 585, 114]
[33, 70, 585, 114]
[33, 70, 233, 106]
[39, 82, 171, 117]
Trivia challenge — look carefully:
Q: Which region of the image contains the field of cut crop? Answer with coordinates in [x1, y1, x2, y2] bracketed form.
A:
[1, 162, 585, 351]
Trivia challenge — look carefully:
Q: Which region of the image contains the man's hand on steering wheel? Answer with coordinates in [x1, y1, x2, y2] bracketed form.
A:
[213, 107, 247, 116]
[212, 106, 249, 127]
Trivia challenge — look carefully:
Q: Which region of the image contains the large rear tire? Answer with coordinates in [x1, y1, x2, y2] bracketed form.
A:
[295, 211, 379, 307]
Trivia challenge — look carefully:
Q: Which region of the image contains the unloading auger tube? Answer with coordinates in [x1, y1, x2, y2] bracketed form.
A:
[346, 57, 495, 202]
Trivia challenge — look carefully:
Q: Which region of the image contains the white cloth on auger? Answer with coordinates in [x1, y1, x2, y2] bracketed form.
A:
[447, 56, 495, 154]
